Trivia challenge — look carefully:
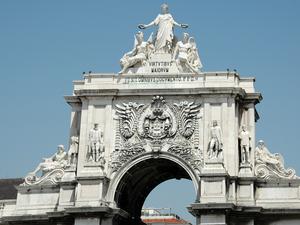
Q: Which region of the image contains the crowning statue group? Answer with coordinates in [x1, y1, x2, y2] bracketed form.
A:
[119, 3, 202, 74]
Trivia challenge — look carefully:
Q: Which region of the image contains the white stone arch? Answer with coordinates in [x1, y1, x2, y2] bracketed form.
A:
[106, 151, 200, 206]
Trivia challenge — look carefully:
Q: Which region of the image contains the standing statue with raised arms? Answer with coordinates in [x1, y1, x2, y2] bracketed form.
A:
[138, 3, 188, 53]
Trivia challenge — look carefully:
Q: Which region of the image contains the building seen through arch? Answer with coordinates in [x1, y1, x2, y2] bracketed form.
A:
[141, 208, 191, 225]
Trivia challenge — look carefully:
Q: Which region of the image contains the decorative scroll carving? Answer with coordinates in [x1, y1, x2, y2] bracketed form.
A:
[254, 140, 297, 180]
[111, 96, 202, 173]
[24, 168, 65, 186]
[23, 145, 68, 186]
[115, 102, 144, 139]
[167, 139, 203, 171]
[173, 100, 200, 138]
[110, 142, 146, 173]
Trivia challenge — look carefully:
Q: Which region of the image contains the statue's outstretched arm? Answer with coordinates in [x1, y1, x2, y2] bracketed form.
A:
[173, 19, 188, 28]
[124, 46, 137, 58]
[138, 20, 155, 29]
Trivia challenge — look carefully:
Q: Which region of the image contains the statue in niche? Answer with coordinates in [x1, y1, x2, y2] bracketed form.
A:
[255, 140, 297, 179]
[119, 31, 154, 74]
[238, 125, 251, 164]
[173, 33, 202, 73]
[87, 123, 105, 165]
[207, 120, 223, 160]
[138, 3, 188, 53]
[29, 145, 68, 177]
[67, 136, 79, 167]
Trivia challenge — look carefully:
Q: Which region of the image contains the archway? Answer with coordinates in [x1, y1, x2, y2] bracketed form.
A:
[143, 179, 195, 224]
[110, 154, 199, 225]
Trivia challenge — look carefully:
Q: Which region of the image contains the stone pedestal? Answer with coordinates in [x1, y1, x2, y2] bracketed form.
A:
[75, 177, 109, 207]
[239, 163, 252, 177]
[202, 160, 226, 174]
[200, 160, 228, 204]
[62, 168, 77, 182]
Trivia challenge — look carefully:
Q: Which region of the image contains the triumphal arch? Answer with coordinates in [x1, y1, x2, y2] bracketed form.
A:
[1, 4, 300, 225]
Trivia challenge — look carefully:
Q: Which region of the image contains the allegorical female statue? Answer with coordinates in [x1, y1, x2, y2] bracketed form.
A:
[138, 3, 188, 53]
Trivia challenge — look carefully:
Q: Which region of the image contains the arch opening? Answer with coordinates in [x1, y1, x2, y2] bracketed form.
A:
[113, 158, 196, 225]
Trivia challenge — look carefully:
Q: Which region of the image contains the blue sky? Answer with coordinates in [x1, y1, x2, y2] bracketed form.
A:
[0, 0, 299, 223]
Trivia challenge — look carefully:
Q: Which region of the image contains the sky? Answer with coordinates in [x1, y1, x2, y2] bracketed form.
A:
[0, 0, 299, 223]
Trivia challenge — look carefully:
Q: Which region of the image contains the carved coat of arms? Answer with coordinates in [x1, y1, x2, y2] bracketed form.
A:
[111, 96, 203, 172]
[138, 96, 176, 140]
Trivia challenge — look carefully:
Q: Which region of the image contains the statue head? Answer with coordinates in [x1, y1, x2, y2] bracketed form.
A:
[161, 3, 169, 14]
[183, 33, 190, 43]
[258, 140, 265, 149]
[135, 31, 144, 44]
[94, 123, 99, 130]
[71, 136, 78, 144]
[241, 125, 247, 131]
[57, 145, 65, 153]
[212, 120, 218, 127]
